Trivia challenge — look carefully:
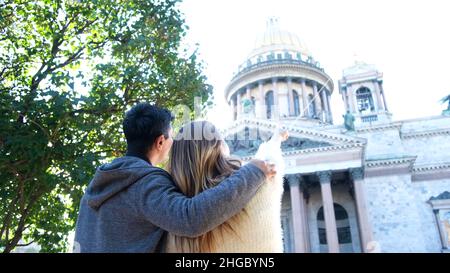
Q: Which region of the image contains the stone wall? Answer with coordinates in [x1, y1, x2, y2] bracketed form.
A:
[402, 134, 450, 165]
[357, 128, 405, 158]
[364, 173, 428, 252]
[410, 179, 450, 252]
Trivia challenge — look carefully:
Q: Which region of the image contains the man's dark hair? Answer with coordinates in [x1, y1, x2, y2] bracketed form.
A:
[123, 102, 174, 157]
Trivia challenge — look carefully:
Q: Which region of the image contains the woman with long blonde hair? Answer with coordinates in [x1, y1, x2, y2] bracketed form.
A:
[165, 120, 287, 253]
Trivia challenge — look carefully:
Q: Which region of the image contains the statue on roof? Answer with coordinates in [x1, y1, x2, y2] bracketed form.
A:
[343, 110, 355, 131]
[242, 97, 255, 117]
[441, 94, 450, 116]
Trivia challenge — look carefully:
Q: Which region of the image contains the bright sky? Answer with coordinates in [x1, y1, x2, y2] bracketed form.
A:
[179, 0, 450, 129]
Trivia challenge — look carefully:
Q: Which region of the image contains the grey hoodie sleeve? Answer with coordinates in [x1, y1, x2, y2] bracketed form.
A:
[138, 163, 266, 238]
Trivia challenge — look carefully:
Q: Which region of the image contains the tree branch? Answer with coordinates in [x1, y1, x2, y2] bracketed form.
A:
[0, 194, 20, 240]
[0, 66, 7, 81]
[69, 105, 121, 116]
[50, 45, 86, 72]
[18, 114, 51, 140]
[3, 186, 45, 253]
[16, 240, 35, 247]
[75, 18, 98, 35]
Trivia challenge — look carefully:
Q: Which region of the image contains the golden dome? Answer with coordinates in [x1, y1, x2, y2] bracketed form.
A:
[247, 18, 312, 61]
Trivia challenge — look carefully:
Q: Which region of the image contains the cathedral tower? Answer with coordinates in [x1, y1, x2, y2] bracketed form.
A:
[339, 61, 391, 125]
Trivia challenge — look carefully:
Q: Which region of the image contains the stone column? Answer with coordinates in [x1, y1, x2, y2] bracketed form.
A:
[232, 96, 237, 121]
[301, 79, 308, 117]
[300, 179, 311, 252]
[312, 82, 321, 117]
[272, 78, 279, 119]
[287, 77, 294, 116]
[373, 81, 384, 111]
[246, 85, 251, 99]
[371, 91, 379, 112]
[350, 168, 375, 253]
[320, 88, 329, 122]
[288, 175, 308, 253]
[342, 87, 350, 112]
[380, 83, 389, 112]
[258, 81, 265, 119]
[236, 91, 241, 119]
[245, 85, 253, 117]
[317, 171, 339, 253]
[326, 91, 333, 123]
[348, 85, 358, 113]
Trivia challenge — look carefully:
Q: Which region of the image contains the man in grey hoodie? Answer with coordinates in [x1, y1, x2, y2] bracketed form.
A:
[74, 103, 276, 252]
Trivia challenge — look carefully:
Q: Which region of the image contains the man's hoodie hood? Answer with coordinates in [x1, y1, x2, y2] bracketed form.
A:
[85, 156, 170, 210]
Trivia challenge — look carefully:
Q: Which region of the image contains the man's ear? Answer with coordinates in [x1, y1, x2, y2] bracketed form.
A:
[154, 134, 166, 151]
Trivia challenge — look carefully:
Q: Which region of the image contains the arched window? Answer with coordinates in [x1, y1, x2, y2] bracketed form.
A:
[293, 90, 300, 116]
[265, 91, 274, 119]
[317, 203, 353, 252]
[356, 87, 375, 114]
[308, 94, 316, 118]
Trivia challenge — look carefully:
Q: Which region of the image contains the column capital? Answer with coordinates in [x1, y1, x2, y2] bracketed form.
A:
[271, 77, 278, 83]
[317, 170, 332, 184]
[258, 80, 264, 86]
[350, 168, 365, 180]
[433, 209, 440, 215]
[287, 174, 299, 187]
[287, 77, 292, 83]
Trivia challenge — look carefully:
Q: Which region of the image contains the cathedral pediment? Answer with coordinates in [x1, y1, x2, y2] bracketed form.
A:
[222, 119, 366, 158]
[225, 129, 333, 157]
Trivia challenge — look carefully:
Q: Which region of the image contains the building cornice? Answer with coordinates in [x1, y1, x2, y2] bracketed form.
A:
[412, 162, 450, 182]
[355, 122, 403, 133]
[225, 62, 333, 101]
[413, 162, 450, 173]
[401, 128, 450, 139]
[365, 156, 417, 169]
[364, 156, 417, 178]
[283, 143, 365, 156]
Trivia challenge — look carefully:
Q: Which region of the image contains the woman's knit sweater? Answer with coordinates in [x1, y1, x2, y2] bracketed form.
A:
[165, 133, 285, 253]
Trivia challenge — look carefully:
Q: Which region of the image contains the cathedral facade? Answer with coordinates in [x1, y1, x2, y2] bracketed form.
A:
[222, 19, 450, 253]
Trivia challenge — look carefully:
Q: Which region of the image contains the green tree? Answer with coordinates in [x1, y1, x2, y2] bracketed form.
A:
[0, 0, 212, 253]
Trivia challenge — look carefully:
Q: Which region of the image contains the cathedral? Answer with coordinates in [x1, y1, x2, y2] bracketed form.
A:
[222, 18, 450, 253]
